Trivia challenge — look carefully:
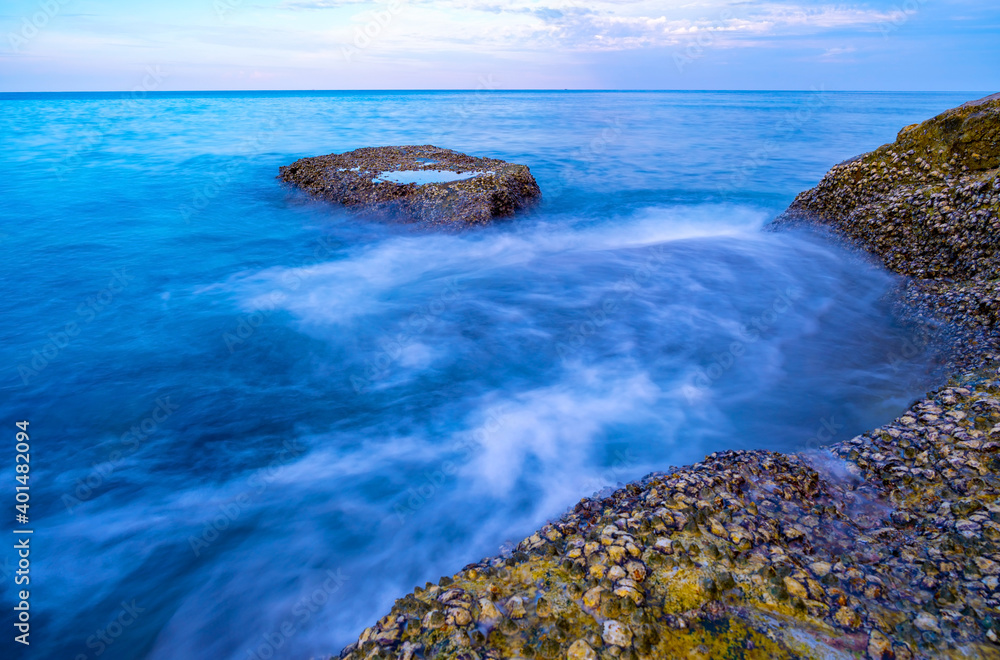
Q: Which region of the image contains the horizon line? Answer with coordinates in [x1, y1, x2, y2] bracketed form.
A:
[0, 89, 994, 95]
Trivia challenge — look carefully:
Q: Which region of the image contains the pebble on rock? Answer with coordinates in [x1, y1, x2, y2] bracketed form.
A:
[602, 620, 633, 647]
[567, 639, 597, 660]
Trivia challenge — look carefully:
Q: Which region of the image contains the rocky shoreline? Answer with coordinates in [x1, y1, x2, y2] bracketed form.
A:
[332, 95, 1000, 660]
[774, 92, 1000, 372]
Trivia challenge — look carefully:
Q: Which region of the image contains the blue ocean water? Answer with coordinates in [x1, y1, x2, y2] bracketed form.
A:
[0, 90, 980, 659]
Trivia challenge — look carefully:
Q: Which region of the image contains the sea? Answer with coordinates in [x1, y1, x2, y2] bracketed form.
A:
[0, 90, 982, 659]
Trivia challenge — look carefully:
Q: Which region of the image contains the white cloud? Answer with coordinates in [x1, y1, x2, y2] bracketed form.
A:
[818, 45, 858, 61]
[6, 0, 962, 90]
[274, 1, 911, 52]
[281, 0, 373, 6]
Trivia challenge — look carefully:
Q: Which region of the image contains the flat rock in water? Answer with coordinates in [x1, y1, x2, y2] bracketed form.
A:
[278, 145, 541, 227]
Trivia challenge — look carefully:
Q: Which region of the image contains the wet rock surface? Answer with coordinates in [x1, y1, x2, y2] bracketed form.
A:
[279, 145, 541, 227]
[331, 97, 1000, 659]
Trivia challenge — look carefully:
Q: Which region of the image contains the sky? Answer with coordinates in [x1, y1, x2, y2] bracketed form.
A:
[1, 0, 998, 91]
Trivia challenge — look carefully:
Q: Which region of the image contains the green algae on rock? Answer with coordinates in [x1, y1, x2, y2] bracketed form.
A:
[278, 145, 541, 227]
[331, 96, 1000, 660]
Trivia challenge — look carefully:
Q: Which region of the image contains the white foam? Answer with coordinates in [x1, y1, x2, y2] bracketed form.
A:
[459, 368, 661, 500]
[229, 204, 774, 330]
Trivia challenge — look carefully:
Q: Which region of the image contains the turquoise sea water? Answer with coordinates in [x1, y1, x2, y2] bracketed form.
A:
[0, 90, 982, 659]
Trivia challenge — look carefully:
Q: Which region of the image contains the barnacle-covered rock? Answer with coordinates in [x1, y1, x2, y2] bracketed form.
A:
[774, 92, 1000, 280]
[773, 92, 1000, 368]
[334, 97, 1000, 660]
[338, 374, 1000, 659]
[278, 145, 541, 227]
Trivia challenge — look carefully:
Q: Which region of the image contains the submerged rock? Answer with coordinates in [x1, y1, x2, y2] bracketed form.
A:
[278, 145, 541, 227]
[331, 96, 1000, 659]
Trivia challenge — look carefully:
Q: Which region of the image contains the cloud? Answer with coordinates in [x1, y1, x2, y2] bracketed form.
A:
[274, 1, 912, 52]
[7, 0, 994, 91]
[281, 0, 373, 7]
[522, 2, 910, 51]
[818, 45, 858, 61]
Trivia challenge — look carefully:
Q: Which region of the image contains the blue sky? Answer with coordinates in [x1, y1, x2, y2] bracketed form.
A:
[1, 0, 998, 90]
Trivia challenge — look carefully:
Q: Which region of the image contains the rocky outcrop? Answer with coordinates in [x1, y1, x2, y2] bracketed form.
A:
[339, 374, 1000, 660]
[774, 93, 1000, 281]
[330, 96, 1000, 660]
[279, 145, 541, 227]
[774, 93, 1000, 367]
